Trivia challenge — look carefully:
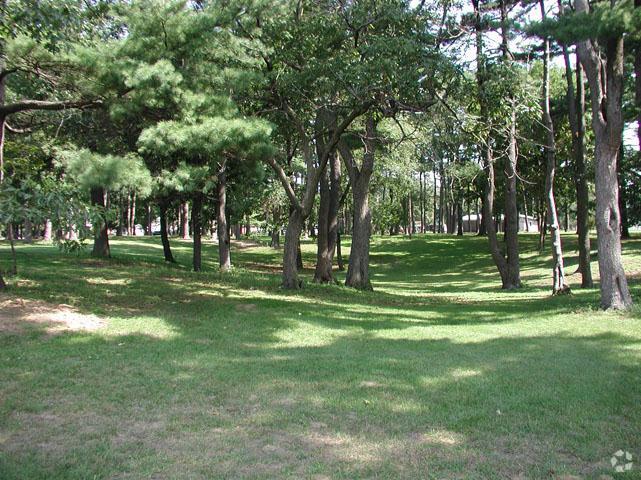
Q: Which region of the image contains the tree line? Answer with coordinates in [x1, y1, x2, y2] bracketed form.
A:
[0, 0, 639, 309]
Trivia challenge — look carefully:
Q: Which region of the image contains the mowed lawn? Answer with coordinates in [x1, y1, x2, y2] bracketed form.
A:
[1, 233, 640, 479]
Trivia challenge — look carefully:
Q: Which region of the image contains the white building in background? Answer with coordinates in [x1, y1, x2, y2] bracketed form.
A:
[461, 214, 539, 233]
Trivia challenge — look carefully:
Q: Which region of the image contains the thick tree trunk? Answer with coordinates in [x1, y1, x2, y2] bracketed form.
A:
[159, 202, 175, 263]
[270, 230, 280, 248]
[283, 208, 304, 289]
[217, 161, 231, 270]
[576, 1, 631, 308]
[540, 2, 569, 294]
[192, 194, 202, 272]
[346, 179, 372, 290]
[314, 152, 340, 283]
[181, 202, 190, 240]
[341, 116, 376, 290]
[90, 187, 110, 258]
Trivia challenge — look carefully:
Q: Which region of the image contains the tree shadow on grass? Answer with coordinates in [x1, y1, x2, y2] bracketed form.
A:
[1, 325, 639, 479]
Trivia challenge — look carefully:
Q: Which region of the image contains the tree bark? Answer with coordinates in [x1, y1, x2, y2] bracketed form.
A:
[217, 160, 231, 270]
[576, 0, 632, 309]
[192, 193, 202, 272]
[159, 202, 175, 263]
[90, 187, 110, 258]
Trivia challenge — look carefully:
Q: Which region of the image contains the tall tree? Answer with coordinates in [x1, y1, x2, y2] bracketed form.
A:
[574, 0, 632, 309]
[539, 0, 569, 294]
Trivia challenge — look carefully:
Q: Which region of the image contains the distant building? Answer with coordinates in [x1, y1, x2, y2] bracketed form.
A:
[461, 214, 539, 233]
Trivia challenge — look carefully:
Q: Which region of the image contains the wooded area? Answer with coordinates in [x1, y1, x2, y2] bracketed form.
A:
[1, 1, 641, 477]
[1, 0, 640, 309]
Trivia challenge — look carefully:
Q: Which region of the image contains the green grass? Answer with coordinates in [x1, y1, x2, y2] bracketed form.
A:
[1, 233, 640, 479]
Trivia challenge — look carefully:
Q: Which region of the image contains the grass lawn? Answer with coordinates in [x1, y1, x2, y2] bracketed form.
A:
[1, 233, 640, 479]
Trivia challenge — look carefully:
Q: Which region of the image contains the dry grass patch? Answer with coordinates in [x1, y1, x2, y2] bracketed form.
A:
[0, 297, 105, 335]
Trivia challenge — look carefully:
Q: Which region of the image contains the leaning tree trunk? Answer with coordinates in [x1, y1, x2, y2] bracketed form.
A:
[540, 0, 569, 294]
[191, 193, 202, 272]
[283, 208, 304, 289]
[217, 160, 231, 270]
[576, 0, 632, 309]
[91, 187, 111, 258]
[159, 202, 175, 263]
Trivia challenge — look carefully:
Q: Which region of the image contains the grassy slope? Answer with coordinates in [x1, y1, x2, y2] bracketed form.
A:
[0, 233, 640, 479]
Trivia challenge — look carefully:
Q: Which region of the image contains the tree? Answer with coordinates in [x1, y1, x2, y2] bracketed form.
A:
[574, 0, 633, 309]
[57, 148, 151, 258]
[539, 0, 569, 295]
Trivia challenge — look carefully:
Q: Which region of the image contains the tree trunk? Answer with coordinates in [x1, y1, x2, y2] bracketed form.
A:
[44, 219, 52, 242]
[283, 208, 304, 288]
[192, 194, 202, 272]
[346, 178, 372, 290]
[181, 202, 190, 240]
[217, 161, 231, 270]
[23, 218, 32, 243]
[90, 187, 110, 258]
[270, 230, 280, 248]
[314, 152, 340, 283]
[540, 0, 569, 294]
[340, 115, 376, 290]
[146, 203, 152, 236]
[130, 192, 136, 235]
[314, 166, 331, 282]
[159, 202, 175, 263]
[500, 0, 521, 289]
[576, 0, 632, 309]
[432, 163, 437, 233]
[456, 200, 463, 236]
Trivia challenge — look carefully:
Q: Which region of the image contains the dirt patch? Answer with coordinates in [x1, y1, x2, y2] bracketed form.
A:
[231, 239, 265, 250]
[0, 297, 105, 335]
